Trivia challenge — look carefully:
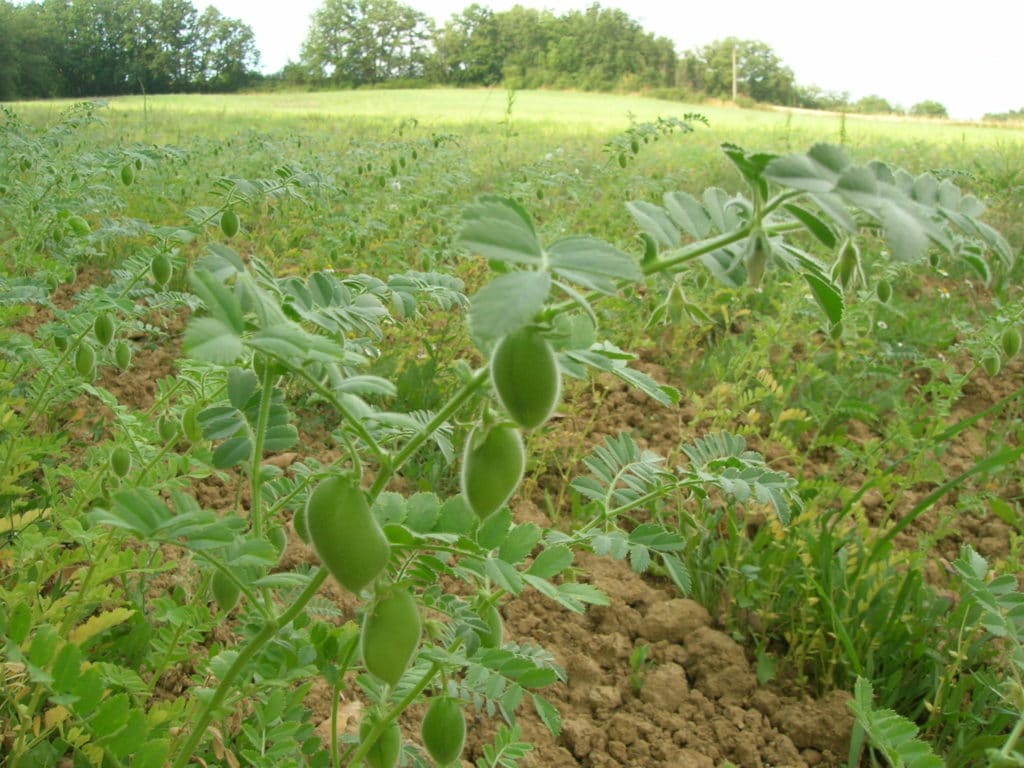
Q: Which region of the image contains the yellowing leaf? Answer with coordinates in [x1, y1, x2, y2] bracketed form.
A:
[69, 608, 135, 645]
[778, 408, 809, 423]
[45, 705, 70, 729]
[0, 508, 49, 534]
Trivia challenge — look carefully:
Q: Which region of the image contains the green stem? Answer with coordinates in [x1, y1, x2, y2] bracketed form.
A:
[367, 367, 490, 501]
[249, 365, 277, 538]
[169, 568, 329, 768]
[999, 711, 1024, 759]
[58, 537, 113, 637]
[345, 661, 443, 768]
[284, 361, 388, 467]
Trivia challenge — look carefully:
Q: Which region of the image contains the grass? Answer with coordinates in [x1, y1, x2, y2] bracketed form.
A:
[11, 87, 1024, 144]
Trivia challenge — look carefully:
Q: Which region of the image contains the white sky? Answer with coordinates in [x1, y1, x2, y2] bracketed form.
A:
[206, 0, 1021, 120]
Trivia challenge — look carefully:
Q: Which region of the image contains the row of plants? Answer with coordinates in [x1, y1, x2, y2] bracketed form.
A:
[0, 101, 1022, 768]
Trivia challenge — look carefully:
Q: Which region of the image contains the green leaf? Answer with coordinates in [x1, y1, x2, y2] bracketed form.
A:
[808, 192, 858, 233]
[663, 191, 712, 239]
[485, 557, 524, 595]
[51, 642, 83, 694]
[213, 436, 252, 469]
[808, 143, 852, 174]
[568, 344, 679, 406]
[184, 317, 243, 364]
[531, 694, 562, 736]
[803, 272, 844, 326]
[477, 508, 512, 550]
[835, 166, 881, 209]
[912, 172, 939, 205]
[435, 495, 475, 534]
[880, 202, 929, 262]
[469, 271, 551, 346]
[498, 523, 543, 564]
[782, 204, 837, 248]
[764, 153, 837, 193]
[626, 201, 679, 247]
[661, 553, 692, 596]
[548, 237, 642, 293]
[703, 187, 742, 232]
[227, 368, 258, 410]
[459, 196, 543, 265]
[91, 489, 172, 536]
[102, 708, 148, 757]
[28, 625, 59, 668]
[405, 492, 440, 533]
[721, 143, 774, 200]
[189, 269, 245, 334]
[556, 583, 609, 608]
[527, 545, 574, 579]
[132, 740, 170, 768]
[89, 692, 130, 738]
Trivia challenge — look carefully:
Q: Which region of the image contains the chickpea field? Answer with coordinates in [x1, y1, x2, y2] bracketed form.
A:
[1, 90, 1023, 768]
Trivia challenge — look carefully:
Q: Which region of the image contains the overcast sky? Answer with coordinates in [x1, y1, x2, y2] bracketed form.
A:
[204, 0, 1021, 120]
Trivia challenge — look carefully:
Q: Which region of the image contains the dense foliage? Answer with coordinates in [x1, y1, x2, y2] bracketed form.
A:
[0, 0, 259, 99]
[294, 0, 677, 90]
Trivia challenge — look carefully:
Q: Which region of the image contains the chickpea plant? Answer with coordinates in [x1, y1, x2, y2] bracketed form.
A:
[1, 101, 1017, 768]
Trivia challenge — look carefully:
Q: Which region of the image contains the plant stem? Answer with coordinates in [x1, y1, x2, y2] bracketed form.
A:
[367, 367, 490, 500]
[345, 661, 443, 767]
[169, 568, 329, 768]
[249, 364, 277, 538]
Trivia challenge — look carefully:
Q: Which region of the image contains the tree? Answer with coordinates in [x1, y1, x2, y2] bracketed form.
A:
[910, 100, 948, 118]
[194, 6, 260, 91]
[431, 4, 502, 85]
[302, 0, 433, 86]
[854, 94, 897, 115]
[681, 38, 796, 105]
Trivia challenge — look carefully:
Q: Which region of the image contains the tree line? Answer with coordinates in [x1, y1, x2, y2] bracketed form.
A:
[0, 0, 949, 120]
[0, 0, 259, 100]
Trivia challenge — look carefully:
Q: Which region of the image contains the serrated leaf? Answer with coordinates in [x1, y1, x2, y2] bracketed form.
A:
[485, 557, 524, 595]
[91, 489, 172, 535]
[626, 201, 680, 247]
[499, 523, 543, 564]
[527, 545, 573, 579]
[213, 436, 252, 469]
[469, 271, 551, 346]
[459, 196, 543, 265]
[569, 345, 679, 406]
[557, 583, 609, 607]
[89, 692, 130, 739]
[51, 643, 83, 694]
[405, 492, 440, 533]
[227, 368, 258, 410]
[189, 269, 244, 334]
[531, 694, 562, 736]
[69, 608, 135, 646]
[477, 508, 512, 550]
[661, 553, 692, 595]
[183, 317, 243, 363]
[548, 237, 642, 293]
[629, 544, 651, 573]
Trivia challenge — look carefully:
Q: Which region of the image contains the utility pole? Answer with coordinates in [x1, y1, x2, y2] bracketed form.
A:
[732, 45, 738, 102]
